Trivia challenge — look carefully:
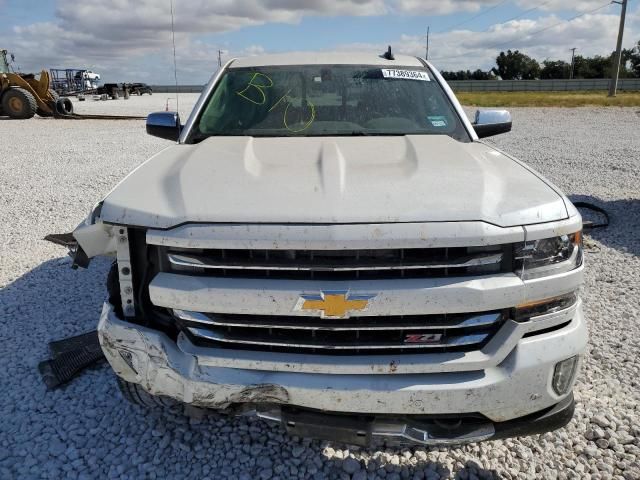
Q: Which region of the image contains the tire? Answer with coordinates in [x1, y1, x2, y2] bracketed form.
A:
[1, 87, 37, 119]
[55, 97, 74, 116]
[116, 377, 176, 408]
[37, 89, 61, 117]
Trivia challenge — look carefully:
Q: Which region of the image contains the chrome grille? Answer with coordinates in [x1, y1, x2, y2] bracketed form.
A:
[163, 246, 506, 280]
[175, 310, 506, 355]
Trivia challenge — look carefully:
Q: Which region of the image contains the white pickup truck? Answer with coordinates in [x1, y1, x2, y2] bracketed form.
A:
[72, 51, 586, 447]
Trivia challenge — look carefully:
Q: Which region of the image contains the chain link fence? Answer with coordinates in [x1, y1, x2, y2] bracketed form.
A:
[149, 78, 640, 94]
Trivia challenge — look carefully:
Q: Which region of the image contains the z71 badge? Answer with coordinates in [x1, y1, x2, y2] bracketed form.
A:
[404, 333, 443, 344]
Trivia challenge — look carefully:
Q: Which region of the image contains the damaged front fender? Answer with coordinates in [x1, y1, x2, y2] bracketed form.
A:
[44, 221, 118, 269]
[45, 200, 119, 268]
[72, 221, 118, 259]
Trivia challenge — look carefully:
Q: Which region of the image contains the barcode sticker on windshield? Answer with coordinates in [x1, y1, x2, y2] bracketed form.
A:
[381, 69, 430, 81]
[428, 116, 447, 127]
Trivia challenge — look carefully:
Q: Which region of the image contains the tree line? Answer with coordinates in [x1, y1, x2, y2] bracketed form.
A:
[440, 40, 640, 81]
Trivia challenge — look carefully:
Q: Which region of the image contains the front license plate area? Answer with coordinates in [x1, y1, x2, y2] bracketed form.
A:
[281, 408, 373, 447]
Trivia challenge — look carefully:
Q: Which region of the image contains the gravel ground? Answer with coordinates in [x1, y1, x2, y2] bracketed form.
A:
[70, 93, 196, 120]
[0, 96, 639, 479]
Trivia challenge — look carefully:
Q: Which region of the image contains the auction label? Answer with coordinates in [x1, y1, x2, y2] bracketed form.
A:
[381, 69, 430, 81]
[428, 116, 448, 127]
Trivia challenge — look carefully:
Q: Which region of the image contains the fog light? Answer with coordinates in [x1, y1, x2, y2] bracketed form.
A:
[552, 356, 579, 395]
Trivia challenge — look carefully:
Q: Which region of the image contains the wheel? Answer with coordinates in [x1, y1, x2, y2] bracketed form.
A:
[116, 377, 176, 408]
[1, 87, 37, 119]
[55, 97, 73, 116]
[48, 89, 60, 102]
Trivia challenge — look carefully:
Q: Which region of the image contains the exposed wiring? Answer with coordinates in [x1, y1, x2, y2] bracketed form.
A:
[574, 202, 610, 230]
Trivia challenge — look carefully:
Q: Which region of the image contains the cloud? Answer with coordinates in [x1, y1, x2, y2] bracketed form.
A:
[391, 0, 504, 15]
[338, 9, 640, 72]
[3, 0, 392, 82]
[1, 0, 637, 83]
[515, 0, 615, 13]
[54, 0, 387, 39]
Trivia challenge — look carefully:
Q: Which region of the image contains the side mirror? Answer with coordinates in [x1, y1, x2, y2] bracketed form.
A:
[473, 109, 512, 139]
[146, 111, 182, 141]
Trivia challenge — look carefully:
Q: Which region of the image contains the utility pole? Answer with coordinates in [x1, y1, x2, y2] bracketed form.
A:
[425, 26, 430, 61]
[569, 47, 576, 79]
[218, 49, 223, 68]
[608, 0, 628, 97]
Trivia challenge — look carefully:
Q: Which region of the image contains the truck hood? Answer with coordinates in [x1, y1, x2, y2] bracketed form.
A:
[100, 135, 567, 229]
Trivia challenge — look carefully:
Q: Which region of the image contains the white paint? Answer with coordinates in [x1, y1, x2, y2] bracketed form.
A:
[98, 135, 567, 229]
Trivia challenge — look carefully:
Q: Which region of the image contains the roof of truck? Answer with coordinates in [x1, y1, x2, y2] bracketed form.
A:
[230, 51, 424, 68]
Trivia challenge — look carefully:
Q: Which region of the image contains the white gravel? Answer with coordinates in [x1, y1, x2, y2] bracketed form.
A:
[1, 96, 639, 479]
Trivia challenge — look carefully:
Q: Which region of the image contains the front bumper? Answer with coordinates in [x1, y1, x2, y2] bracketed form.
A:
[99, 299, 586, 442]
[256, 393, 575, 446]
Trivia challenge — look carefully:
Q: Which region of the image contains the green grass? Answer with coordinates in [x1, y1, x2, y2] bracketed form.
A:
[456, 90, 640, 107]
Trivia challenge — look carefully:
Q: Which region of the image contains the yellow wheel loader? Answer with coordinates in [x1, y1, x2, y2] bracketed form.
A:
[0, 49, 70, 119]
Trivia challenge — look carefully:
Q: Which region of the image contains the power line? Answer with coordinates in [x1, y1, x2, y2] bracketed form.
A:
[494, 0, 553, 27]
[428, 0, 551, 62]
[431, 1, 614, 61]
[434, 0, 510, 33]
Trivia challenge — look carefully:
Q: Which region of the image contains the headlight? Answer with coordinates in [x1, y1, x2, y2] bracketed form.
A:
[515, 231, 582, 280]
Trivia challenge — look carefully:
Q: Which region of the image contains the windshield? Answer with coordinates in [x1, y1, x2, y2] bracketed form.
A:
[188, 64, 469, 142]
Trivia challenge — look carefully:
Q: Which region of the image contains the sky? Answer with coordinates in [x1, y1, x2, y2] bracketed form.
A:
[1, 0, 638, 84]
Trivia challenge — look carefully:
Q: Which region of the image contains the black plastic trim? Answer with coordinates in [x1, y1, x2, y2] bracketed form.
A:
[268, 393, 575, 446]
[492, 393, 575, 439]
[473, 121, 512, 139]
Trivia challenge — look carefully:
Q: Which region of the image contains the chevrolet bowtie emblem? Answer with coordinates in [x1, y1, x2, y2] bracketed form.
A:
[296, 291, 376, 318]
